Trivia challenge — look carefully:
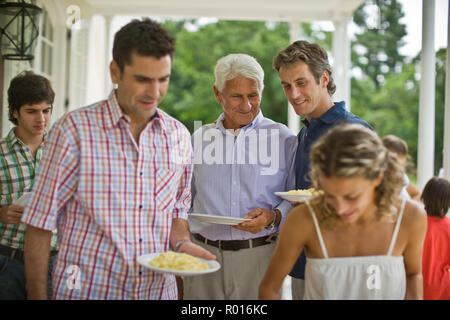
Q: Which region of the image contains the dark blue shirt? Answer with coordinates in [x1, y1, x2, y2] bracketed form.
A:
[290, 101, 372, 279]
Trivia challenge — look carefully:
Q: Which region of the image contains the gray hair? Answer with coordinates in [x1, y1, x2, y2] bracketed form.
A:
[214, 53, 264, 92]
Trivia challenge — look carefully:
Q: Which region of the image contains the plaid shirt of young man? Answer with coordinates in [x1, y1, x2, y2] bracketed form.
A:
[0, 129, 58, 250]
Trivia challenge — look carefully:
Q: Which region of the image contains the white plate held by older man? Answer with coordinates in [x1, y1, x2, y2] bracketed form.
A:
[189, 213, 252, 226]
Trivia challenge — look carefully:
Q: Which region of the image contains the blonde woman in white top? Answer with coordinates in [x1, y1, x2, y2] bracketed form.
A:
[259, 124, 427, 300]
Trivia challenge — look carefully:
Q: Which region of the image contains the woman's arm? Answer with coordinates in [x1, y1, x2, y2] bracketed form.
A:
[406, 182, 421, 202]
[402, 201, 427, 299]
[259, 205, 311, 299]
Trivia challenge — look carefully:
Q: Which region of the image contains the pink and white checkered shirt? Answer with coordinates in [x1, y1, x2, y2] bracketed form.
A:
[22, 91, 193, 300]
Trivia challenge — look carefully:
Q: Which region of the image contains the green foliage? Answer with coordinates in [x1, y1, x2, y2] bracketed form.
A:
[352, 63, 419, 161]
[352, 0, 407, 89]
[301, 23, 333, 51]
[352, 47, 447, 176]
[351, 0, 446, 175]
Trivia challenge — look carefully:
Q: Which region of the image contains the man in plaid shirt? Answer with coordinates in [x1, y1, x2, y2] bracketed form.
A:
[0, 71, 57, 299]
[22, 18, 214, 300]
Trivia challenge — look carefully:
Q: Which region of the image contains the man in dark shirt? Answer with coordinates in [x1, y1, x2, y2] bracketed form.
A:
[273, 40, 371, 299]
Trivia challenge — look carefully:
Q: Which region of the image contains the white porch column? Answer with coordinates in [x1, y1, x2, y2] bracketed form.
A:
[443, 0, 450, 183]
[287, 21, 301, 134]
[104, 15, 113, 97]
[417, 0, 436, 190]
[68, 18, 90, 111]
[332, 18, 351, 110]
[51, 23, 68, 121]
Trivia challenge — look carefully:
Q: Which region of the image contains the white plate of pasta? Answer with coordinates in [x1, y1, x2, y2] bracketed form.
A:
[137, 251, 221, 276]
[274, 192, 313, 203]
[275, 188, 323, 203]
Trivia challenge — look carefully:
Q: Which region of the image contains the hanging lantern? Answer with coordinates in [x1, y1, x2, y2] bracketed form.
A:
[0, 0, 42, 60]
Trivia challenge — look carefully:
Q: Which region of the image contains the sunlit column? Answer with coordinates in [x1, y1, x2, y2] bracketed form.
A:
[417, 0, 436, 190]
[287, 21, 302, 134]
[104, 15, 113, 97]
[332, 17, 351, 110]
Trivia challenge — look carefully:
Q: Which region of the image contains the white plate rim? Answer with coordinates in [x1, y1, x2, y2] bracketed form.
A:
[274, 192, 314, 202]
[189, 213, 252, 225]
[137, 252, 221, 276]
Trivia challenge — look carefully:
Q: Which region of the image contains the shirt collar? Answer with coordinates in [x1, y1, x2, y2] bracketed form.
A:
[6, 128, 19, 146]
[6, 127, 46, 148]
[105, 90, 165, 130]
[215, 110, 264, 132]
[105, 90, 123, 128]
[302, 101, 346, 127]
[317, 101, 347, 124]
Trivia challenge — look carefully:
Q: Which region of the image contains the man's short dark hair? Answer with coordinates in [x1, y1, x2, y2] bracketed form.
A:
[7, 71, 55, 125]
[112, 18, 175, 72]
[421, 177, 450, 218]
[273, 40, 336, 96]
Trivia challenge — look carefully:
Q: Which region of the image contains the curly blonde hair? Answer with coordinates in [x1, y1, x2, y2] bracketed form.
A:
[309, 123, 404, 229]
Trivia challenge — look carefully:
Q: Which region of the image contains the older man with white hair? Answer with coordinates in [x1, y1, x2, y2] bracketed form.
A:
[183, 53, 296, 299]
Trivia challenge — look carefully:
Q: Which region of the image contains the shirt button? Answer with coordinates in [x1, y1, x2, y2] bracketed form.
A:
[139, 272, 142, 275]
[139, 238, 142, 242]
[139, 205, 143, 209]
[140, 172, 143, 176]
[232, 202, 236, 206]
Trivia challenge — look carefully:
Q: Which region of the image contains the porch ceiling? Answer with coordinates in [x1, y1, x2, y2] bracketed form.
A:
[81, 0, 364, 22]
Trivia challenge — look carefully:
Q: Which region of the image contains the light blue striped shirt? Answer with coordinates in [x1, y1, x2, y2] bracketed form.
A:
[189, 111, 296, 241]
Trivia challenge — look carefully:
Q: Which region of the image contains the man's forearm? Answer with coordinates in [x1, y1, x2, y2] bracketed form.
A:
[170, 218, 191, 250]
[24, 225, 52, 300]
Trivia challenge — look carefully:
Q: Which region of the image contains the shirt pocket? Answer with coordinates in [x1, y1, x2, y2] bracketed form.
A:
[154, 167, 182, 212]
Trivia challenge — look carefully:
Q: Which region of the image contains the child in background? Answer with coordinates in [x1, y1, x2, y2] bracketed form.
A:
[382, 135, 421, 201]
[421, 177, 450, 300]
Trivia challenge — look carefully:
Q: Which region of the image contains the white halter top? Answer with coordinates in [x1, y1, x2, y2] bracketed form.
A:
[303, 198, 407, 300]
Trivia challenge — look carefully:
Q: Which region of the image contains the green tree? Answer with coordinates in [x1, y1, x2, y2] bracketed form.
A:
[352, 0, 407, 89]
[351, 48, 446, 176]
[352, 62, 419, 158]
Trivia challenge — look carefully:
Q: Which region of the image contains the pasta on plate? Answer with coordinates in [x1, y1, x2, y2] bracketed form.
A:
[286, 188, 323, 196]
[149, 251, 209, 271]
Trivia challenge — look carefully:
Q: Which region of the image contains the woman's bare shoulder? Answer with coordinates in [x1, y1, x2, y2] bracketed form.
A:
[282, 202, 316, 233]
[277, 202, 317, 249]
[401, 199, 427, 231]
